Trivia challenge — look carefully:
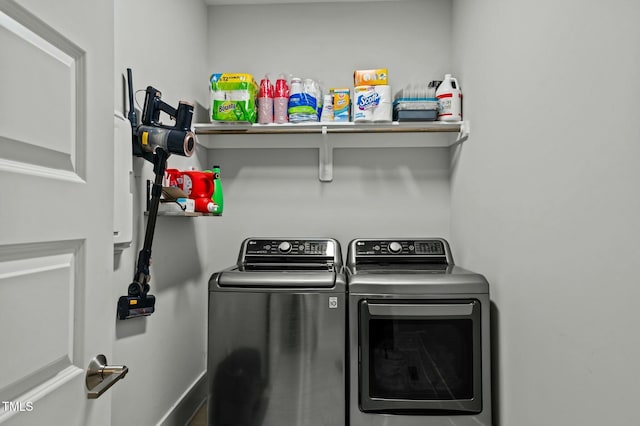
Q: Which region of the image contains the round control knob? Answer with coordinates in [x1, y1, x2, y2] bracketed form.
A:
[388, 242, 402, 254]
[278, 241, 292, 253]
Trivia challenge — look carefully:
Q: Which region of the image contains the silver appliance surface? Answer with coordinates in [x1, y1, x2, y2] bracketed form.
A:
[347, 238, 492, 426]
[208, 238, 346, 426]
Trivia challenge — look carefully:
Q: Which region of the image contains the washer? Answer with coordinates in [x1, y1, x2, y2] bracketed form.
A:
[346, 238, 492, 426]
[208, 237, 346, 426]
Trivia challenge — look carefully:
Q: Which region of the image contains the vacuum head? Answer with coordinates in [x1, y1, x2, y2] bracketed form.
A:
[117, 294, 156, 320]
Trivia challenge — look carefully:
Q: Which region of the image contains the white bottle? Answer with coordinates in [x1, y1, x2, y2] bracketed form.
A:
[290, 77, 303, 96]
[320, 94, 334, 122]
[436, 74, 462, 121]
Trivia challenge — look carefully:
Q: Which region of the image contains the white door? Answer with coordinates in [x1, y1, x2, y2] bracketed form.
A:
[0, 0, 115, 424]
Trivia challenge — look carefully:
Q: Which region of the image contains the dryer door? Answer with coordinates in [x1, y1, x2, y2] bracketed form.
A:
[358, 299, 482, 414]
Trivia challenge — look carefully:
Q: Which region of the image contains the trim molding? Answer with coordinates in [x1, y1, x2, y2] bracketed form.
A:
[156, 371, 207, 426]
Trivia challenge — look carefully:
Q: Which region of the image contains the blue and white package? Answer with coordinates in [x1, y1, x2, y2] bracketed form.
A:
[288, 78, 322, 122]
[354, 85, 392, 122]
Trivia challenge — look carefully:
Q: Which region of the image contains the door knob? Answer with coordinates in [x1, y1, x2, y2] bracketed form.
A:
[86, 354, 128, 399]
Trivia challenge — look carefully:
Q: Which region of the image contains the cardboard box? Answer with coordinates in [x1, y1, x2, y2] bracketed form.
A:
[331, 88, 351, 122]
[354, 68, 388, 86]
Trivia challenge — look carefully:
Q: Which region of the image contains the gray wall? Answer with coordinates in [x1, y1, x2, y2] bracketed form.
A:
[204, 0, 455, 271]
[113, 0, 210, 425]
[110, 0, 640, 424]
[451, 0, 640, 425]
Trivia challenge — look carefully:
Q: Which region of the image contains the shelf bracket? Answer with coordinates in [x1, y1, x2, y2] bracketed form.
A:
[319, 125, 333, 182]
[454, 120, 470, 145]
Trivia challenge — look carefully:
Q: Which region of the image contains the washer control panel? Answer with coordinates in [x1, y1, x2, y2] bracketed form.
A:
[354, 239, 447, 257]
[245, 239, 336, 257]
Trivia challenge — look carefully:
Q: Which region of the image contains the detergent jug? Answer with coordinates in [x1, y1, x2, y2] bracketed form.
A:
[165, 168, 184, 189]
[182, 170, 215, 213]
[436, 74, 462, 122]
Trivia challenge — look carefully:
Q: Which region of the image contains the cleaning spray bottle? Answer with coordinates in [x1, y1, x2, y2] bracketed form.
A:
[211, 165, 223, 216]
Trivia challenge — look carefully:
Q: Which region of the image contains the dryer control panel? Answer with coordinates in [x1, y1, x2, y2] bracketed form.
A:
[349, 238, 453, 265]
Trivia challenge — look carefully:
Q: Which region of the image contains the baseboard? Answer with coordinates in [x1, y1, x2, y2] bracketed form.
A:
[156, 371, 208, 426]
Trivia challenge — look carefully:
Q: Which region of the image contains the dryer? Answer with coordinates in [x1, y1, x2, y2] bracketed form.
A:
[346, 238, 492, 426]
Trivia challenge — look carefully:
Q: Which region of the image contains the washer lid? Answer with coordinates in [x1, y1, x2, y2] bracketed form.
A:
[216, 269, 342, 289]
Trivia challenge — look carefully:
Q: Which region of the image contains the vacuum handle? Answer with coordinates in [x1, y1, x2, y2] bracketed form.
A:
[126, 68, 137, 128]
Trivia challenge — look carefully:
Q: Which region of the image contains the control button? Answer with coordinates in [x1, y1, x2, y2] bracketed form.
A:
[278, 241, 292, 253]
[265, 245, 271, 250]
[388, 242, 402, 253]
[373, 245, 380, 251]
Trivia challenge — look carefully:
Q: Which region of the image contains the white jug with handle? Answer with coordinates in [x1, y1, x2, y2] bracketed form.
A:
[436, 74, 462, 121]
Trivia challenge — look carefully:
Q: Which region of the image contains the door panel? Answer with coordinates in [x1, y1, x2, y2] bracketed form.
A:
[0, 3, 82, 176]
[0, 241, 81, 402]
[0, 0, 114, 424]
[358, 299, 482, 413]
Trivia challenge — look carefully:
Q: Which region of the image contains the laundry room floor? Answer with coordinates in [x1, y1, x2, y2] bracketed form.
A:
[188, 403, 206, 426]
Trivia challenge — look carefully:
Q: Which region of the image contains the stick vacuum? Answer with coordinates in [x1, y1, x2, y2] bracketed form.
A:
[117, 68, 195, 320]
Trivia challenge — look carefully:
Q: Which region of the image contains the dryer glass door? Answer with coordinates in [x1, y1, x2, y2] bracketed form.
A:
[359, 299, 482, 414]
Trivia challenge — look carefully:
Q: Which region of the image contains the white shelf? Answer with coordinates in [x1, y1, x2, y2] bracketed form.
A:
[145, 210, 216, 217]
[193, 121, 470, 181]
[194, 120, 465, 139]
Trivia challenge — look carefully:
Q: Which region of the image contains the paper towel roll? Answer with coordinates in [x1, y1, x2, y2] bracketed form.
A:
[354, 86, 375, 122]
[213, 91, 226, 101]
[354, 85, 392, 122]
[229, 90, 250, 101]
[373, 85, 392, 122]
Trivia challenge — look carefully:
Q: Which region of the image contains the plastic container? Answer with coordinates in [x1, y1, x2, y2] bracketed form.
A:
[288, 77, 320, 123]
[394, 109, 438, 121]
[211, 165, 223, 216]
[392, 82, 438, 122]
[258, 76, 274, 124]
[274, 76, 289, 123]
[194, 197, 215, 213]
[290, 78, 302, 96]
[320, 94, 334, 122]
[181, 170, 214, 200]
[436, 74, 462, 122]
[165, 168, 184, 188]
[182, 170, 215, 214]
[392, 98, 439, 121]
